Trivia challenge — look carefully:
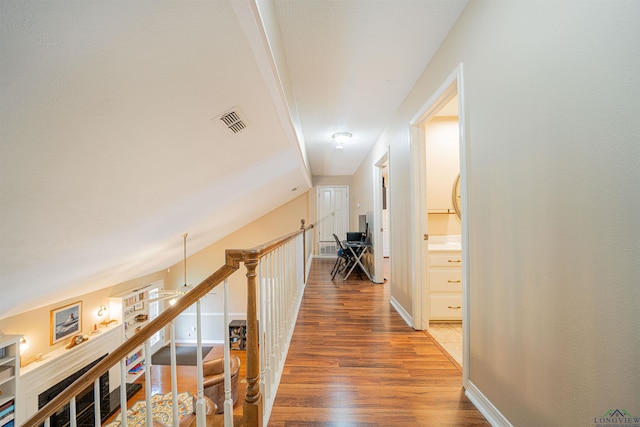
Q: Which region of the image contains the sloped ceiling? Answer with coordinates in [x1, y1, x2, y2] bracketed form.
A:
[0, 0, 468, 318]
[0, 0, 310, 318]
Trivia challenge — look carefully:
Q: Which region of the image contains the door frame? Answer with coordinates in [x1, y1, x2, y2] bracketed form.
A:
[372, 148, 389, 284]
[409, 63, 470, 383]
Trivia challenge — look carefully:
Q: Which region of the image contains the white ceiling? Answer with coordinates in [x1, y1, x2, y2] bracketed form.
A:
[0, 0, 467, 318]
[273, 0, 468, 176]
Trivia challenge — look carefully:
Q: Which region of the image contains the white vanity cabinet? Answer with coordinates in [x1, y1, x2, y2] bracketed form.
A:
[428, 247, 462, 320]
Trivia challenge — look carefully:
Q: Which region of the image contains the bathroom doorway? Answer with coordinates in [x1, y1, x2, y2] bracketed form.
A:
[409, 64, 469, 380]
[373, 150, 389, 284]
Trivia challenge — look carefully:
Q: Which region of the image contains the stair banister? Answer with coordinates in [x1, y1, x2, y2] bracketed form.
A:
[22, 220, 313, 427]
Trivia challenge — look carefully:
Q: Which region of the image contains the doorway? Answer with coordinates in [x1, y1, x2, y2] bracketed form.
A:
[373, 150, 389, 284]
[409, 64, 469, 381]
[316, 185, 349, 257]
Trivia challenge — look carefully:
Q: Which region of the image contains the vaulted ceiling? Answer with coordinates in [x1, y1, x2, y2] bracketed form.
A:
[0, 0, 468, 318]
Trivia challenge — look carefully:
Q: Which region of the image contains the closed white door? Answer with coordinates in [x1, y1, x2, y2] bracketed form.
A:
[317, 186, 349, 256]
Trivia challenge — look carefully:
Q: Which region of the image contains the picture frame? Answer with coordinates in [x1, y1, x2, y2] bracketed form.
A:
[51, 301, 82, 345]
[134, 302, 144, 311]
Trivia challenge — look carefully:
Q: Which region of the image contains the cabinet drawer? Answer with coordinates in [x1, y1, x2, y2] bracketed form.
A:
[429, 295, 463, 320]
[429, 270, 462, 292]
[429, 253, 462, 267]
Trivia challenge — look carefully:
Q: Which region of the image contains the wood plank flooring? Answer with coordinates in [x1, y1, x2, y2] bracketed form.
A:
[107, 257, 488, 426]
[267, 258, 488, 426]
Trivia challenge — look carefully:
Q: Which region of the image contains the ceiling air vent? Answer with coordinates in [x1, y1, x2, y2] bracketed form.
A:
[216, 108, 248, 134]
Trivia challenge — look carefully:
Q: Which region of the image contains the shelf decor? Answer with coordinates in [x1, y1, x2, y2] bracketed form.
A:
[50, 301, 82, 345]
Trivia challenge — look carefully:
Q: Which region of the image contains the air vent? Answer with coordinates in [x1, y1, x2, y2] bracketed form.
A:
[216, 108, 248, 134]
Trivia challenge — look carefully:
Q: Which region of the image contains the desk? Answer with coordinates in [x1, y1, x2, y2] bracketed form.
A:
[342, 241, 373, 281]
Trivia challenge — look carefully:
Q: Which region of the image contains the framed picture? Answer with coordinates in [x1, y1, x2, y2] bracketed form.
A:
[51, 301, 82, 345]
[134, 302, 144, 311]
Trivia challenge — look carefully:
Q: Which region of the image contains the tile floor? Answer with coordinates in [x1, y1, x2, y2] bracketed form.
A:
[427, 322, 463, 366]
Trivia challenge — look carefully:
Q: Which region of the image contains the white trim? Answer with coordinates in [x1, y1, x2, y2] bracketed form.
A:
[409, 65, 462, 330]
[372, 149, 389, 284]
[409, 64, 470, 385]
[389, 296, 413, 329]
[465, 381, 513, 427]
[457, 65, 471, 386]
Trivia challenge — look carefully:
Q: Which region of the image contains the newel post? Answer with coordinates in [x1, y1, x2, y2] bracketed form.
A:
[244, 251, 263, 426]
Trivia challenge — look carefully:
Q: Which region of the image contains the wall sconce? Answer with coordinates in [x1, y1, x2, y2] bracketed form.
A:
[98, 305, 108, 317]
[20, 336, 28, 350]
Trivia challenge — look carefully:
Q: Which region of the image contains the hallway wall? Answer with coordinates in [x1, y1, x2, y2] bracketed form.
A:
[350, 1, 640, 425]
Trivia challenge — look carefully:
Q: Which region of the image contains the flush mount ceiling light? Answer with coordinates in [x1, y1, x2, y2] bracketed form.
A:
[332, 132, 352, 144]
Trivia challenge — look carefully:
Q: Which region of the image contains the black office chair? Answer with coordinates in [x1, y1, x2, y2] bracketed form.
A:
[331, 234, 354, 280]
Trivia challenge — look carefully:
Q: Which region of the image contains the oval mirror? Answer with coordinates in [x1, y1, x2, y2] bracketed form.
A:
[452, 174, 461, 219]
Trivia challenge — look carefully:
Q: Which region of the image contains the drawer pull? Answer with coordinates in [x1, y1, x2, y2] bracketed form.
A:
[447, 259, 461, 263]
[448, 306, 462, 309]
[447, 280, 461, 283]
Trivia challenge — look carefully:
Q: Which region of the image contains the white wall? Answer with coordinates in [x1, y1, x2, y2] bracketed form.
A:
[350, 1, 640, 425]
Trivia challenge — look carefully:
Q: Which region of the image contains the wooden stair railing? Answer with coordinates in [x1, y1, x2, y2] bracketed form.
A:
[23, 220, 313, 427]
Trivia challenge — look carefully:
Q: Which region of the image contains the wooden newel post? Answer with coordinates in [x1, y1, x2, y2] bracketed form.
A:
[244, 252, 263, 427]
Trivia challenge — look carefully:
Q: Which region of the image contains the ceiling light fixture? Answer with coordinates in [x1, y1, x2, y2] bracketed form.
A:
[332, 132, 352, 144]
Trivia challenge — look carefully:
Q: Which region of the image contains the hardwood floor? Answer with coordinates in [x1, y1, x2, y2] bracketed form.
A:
[267, 258, 488, 426]
[108, 257, 487, 426]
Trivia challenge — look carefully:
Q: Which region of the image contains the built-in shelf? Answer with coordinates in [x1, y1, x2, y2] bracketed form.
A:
[0, 335, 20, 426]
[109, 285, 152, 381]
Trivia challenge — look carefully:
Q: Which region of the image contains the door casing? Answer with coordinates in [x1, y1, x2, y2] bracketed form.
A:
[409, 63, 470, 384]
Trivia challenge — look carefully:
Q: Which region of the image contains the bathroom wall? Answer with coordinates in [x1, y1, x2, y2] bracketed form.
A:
[425, 117, 461, 236]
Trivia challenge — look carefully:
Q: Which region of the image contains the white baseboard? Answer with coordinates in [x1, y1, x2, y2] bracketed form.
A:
[390, 296, 413, 328]
[465, 380, 512, 427]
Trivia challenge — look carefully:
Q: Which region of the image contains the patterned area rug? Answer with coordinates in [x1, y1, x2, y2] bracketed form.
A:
[105, 391, 193, 427]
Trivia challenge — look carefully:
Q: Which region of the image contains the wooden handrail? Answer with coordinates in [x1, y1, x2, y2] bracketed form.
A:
[23, 220, 314, 427]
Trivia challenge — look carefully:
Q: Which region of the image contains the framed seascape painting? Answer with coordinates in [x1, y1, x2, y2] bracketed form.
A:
[51, 301, 82, 345]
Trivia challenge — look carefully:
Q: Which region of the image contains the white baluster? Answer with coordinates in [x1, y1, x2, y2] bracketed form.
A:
[44, 418, 51, 427]
[120, 359, 128, 427]
[264, 252, 273, 401]
[69, 396, 77, 427]
[170, 321, 179, 427]
[223, 279, 233, 427]
[195, 299, 206, 426]
[94, 378, 101, 427]
[259, 257, 266, 402]
[145, 340, 152, 427]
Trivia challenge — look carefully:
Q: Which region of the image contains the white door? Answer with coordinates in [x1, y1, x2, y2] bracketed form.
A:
[317, 186, 349, 256]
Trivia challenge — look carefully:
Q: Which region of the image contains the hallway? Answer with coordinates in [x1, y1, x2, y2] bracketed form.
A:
[268, 258, 488, 426]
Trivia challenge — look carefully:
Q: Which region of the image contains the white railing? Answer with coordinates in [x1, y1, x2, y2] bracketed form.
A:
[23, 221, 314, 427]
